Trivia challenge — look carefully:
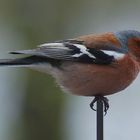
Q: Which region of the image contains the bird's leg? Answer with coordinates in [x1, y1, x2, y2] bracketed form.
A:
[90, 96, 109, 115]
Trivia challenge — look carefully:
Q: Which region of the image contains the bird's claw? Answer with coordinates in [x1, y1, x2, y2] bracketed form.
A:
[90, 96, 109, 115]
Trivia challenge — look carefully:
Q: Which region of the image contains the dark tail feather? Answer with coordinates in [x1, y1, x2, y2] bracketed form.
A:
[0, 56, 48, 66]
[0, 56, 61, 67]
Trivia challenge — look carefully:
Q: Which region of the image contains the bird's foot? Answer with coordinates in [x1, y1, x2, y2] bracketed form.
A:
[90, 96, 109, 115]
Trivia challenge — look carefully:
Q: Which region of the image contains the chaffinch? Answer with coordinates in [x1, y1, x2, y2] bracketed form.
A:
[1, 30, 140, 113]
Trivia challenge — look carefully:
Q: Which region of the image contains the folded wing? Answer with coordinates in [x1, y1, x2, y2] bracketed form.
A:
[10, 39, 126, 64]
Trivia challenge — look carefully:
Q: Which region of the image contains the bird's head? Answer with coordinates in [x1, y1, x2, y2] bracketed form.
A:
[115, 30, 140, 62]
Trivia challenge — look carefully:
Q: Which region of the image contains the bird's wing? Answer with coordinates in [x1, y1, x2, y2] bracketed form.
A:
[10, 39, 126, 64]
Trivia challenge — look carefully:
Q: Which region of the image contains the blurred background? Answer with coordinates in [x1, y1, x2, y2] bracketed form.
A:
[0, 0, 140, 140]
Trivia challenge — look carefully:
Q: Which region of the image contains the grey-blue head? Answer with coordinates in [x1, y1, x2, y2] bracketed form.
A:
[114, 30, 140, 51]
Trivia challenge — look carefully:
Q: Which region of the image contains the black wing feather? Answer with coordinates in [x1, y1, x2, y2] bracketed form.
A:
[10, 39, 125, 64]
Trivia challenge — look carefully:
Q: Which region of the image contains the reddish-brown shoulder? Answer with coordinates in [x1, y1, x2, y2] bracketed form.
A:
[77, 32, 121, 49]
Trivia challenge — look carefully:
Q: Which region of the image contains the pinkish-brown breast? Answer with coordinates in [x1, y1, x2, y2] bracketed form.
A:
[56, 55, 139, 96]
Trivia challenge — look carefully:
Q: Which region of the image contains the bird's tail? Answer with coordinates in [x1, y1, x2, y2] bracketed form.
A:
[0, 56, 46, 67]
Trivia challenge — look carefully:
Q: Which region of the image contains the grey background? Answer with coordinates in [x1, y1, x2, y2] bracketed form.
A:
[0, 0, 139, 140]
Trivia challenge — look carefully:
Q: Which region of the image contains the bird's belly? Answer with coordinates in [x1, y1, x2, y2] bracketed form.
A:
[57, 58, 139, 96]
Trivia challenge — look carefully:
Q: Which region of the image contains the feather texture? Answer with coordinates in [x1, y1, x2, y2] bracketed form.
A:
[10, 39, 125, 65]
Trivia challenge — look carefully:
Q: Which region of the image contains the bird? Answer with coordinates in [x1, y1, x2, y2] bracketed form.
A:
[0, 30, 140, 113]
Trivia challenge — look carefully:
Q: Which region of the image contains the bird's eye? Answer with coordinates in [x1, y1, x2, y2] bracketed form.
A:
[134, 38, 140, 46]
[128, 38, 140, 47]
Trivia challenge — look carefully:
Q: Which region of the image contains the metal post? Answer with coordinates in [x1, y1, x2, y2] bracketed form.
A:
[97, 99, 103, 140]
